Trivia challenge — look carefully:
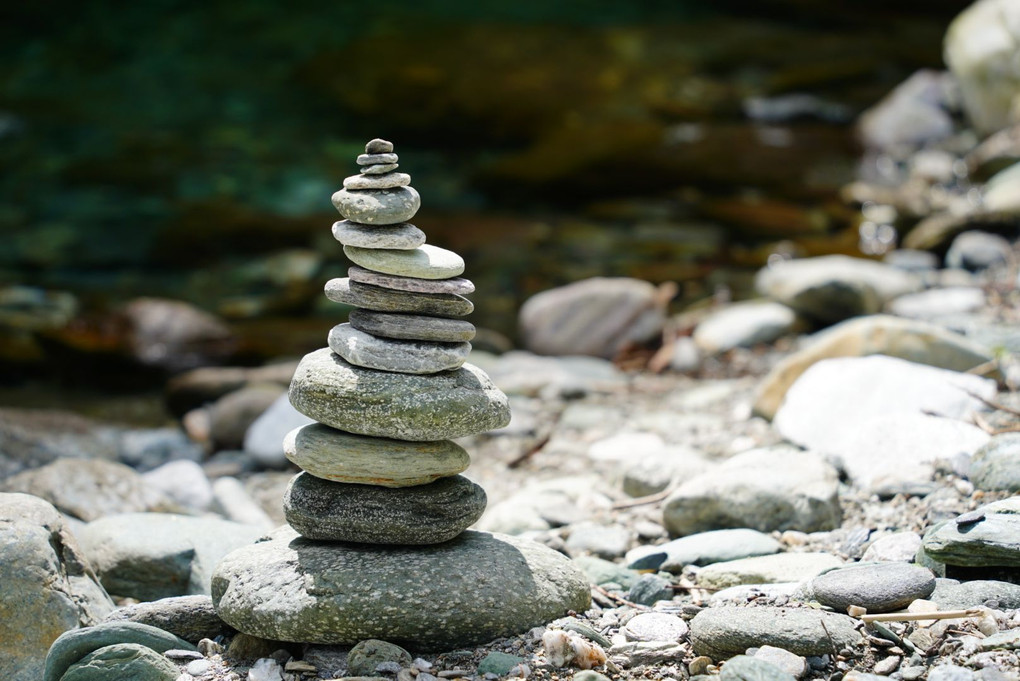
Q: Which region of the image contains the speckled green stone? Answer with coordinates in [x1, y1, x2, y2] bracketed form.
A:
[288, 348, 509, 441]
[332, 186, 420, 225]
[328, 323, 470, 374]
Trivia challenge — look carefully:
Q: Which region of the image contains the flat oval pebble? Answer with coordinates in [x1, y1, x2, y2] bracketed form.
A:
[361, 162, 398, 175]
[328, 323, 470, 374]
[623, 612, 689, 642]
[349, 265, 475, 294]
[344, 244, 465, 280]
[365, 139, 394, 154]
[289, 348, 510, 441]
[212, 526, 591, 648]
[343, 172, 411, 190]
[284, 472, 486, 544]
[357, 152, 398, 165]
[325, 278, 474, 317]
[690, 606, 861, 659]
[349, 309, 476, 343]
[332, 186, 420, 224]
[284, 423, 470, 487]
[332, 221, 425, 250]
[807, 562, 936, 613]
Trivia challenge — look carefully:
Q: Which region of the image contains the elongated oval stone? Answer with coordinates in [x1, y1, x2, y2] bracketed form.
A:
[212, 527, 592, 648]
[349, 266, 475, 295]
[343, 172, 411, 190]
[332, 186, 420, 225]
[344, 244, 465, 280]
[332, 221, 425, 250]
[325, 278, 473, 317]
[289, 348, 510, 441]
[284, 472, 486, 544]
[328, 323, 469, 374]
[349, 309, 476, 343]
[357, 153, 398, 165]
[283, 423, 470, 487]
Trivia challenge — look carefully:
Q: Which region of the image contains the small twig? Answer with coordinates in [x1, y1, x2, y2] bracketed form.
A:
[612, 487, 674, 510]
[819, 619, 840, 659]
[973, 411, 996, 434]
[859, 609, 981, 623]
[507, 434, 551, 469]
[591, 584, 650, 611]
[965, 389, 1020, 417]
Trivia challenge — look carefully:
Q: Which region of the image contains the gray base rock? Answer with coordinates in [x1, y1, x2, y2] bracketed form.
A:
[289, 349, 510, 441]
[922, 503, 1020, 567]
[344, 244, 465, 280]
[328, 323, 470, 374]
[284, 423, 470, 487]
[349, 309, 476, 343]
[102, 595, 230, 644]
[59, 643, 178, 681]
[284, 472, 485, 544]
[349, 266, 475, 295]
[332, 221, 425, 250]
[929, 579, 1020, 609]
[211, 527, 592, 648]
[44, 621, 194, 681]
[689, 606, 861, 659]
[805, 562, 936, 613]
[332, 186, 420, 225]
[326, 278, 473, 317]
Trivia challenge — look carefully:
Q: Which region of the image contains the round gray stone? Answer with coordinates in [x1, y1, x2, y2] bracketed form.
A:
[349, 266, 475, 295]
[325, 278, 474, 317]
[283, 423, 470, 487]
[349, 309, 476, 343]
[289, 348, 509, 441]
[328, 323, 470, 374]
[284, 472, 486, 544]
[969, 433, 1020, 492]
[806, 562, 936, 613]
[357, 153, 398, 165]
[365, 139, 393, 154]
[332, 221, 425, 250]
[59, 643, 178, 681]
[44, 622, 194, 681]
[344, 244, 465, 280]
[348, 639, 412, 676]
[211, 526, 592, 648]
[361, 162, 399, 175]
[689, 606, 861, 659]
[332, 187, 420, 225]
[343, 172, 411, 190]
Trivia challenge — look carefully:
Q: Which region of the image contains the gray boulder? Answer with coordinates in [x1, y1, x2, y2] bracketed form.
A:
[922, 499, 1020, 567]
[690, 606, 860, 659]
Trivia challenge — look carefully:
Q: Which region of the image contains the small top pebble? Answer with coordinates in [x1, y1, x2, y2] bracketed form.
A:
[366, 138, 394, 154]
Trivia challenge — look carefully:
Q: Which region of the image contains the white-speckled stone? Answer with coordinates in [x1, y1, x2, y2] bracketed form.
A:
[344, 244, 465, 280]
[327, 323, 469, 374]
[332, 186, 420, 225]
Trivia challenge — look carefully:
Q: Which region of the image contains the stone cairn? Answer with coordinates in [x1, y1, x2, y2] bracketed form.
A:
[211, 139, 590, 649]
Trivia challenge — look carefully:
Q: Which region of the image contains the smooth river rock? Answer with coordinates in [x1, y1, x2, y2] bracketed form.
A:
[349, 266, 475, 295]
[284, 423, 470, 487]
[969, 433, 1020, 492]
[696, 553, 843, 590]
[325, 278, 474, 317]
[805, 562, 936, 613]
[59, 642, 178, 681]
[211, 526, 592, 648]
[288, 349, 510, 441]
[44, 621, 194, 681]
[328, 323, 470, 374]
[922, 501, 1020, 567]
[343, 171, 411, 190]
[344, 244, 465, 280]
[332, 186, 420, 225]
[283, 472, 486, 544]
[349, 309, 476, 343]
[332, 221, 425, 250]
[690, 606, 861, 659]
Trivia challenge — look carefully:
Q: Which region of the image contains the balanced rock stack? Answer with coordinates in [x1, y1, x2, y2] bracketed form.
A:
[211, 140, 590, 649]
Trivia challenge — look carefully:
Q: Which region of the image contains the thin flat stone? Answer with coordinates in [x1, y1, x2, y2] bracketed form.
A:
[283, 472, 486, 544]
[332, 187, 420, 225]
[349, 309, 476, 343]
[332, 221, 426, 250]
[325, 278, 474, 317]
[212, 527, 591, 648]
[288, 348, 510, 441]
[349, 266, 475, 295]
[328, 323, 470, 374]
[283, 423, 470, 487]
[365, 139, 394, 154]
[361, 163, 398, 175]
[690, 606, 861, 659]
[357, 153, 398, 165]
[343, 172, 411, 190]
[344, 244, 465, 280]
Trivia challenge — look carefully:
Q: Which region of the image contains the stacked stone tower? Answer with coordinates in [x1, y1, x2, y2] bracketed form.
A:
[211, 140, 590, 649]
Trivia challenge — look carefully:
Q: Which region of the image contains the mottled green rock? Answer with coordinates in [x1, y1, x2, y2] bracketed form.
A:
[44, 622, 194, 681]
[288, 349, 510, 441]
[284, 423, 470, 487]
[283, 472, 486, 544]
[211, 527, 592, 648]
[922, 504, 1020, 567]
[347, 639, 412, 676]
[59, 643, 177, 681]
[690, 606, 860, 659]
[325, 278, 473, 317]
[328, 323, 469, 374]
[478, 652, 525, 676]
[349, 309, 476, 343]
[332, 187, 420, 225]
[332, 221, 425, 250]
[344, 244, 465, 280]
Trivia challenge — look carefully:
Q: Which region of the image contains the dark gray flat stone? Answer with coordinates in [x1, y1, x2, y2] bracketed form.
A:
[349, 266, 475, 295]
[325, 278, 473, 317]
[349, 309, 476, 343]
[328, 323, 470, 374]
[806, 562, 936, 613]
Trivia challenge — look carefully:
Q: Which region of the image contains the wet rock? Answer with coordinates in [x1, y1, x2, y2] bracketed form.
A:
[519, 277, 667, 359]
[690, 606, 860, 659]
[102, 595, 229, 643]
[243, 392, 315, 469]
[945, 231, 1014, 271]
[856, 70, 955, 149]
[0, 493, 114, 681]
[693, 300, 798, 354]
[121, 297, 235, 372]
[212, 526, 591, 648]
[753, 315, 995, 420]
[208, 383, 286, 451]
[696, 552, 843, 590]
[663, 446, 841, 537]
[805, 562, 936, 613]
[970, 433, 1020, 492]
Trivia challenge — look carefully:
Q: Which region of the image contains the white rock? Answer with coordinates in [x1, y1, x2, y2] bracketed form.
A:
[141, 459, 213, 511]
[248, 658, 284, 681]
[693, 300, 797, 354]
